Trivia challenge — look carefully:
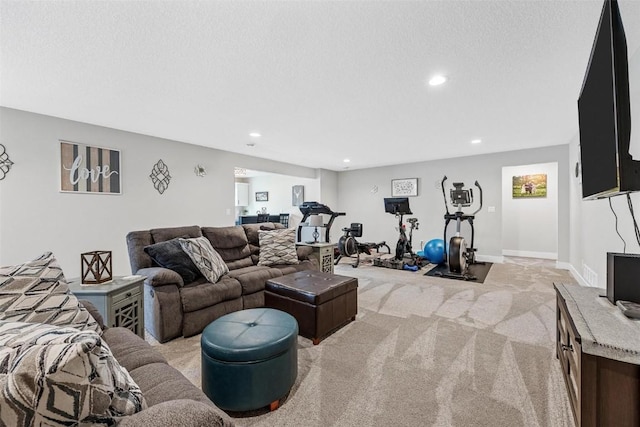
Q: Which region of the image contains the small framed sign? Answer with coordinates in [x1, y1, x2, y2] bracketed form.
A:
[255, 191, 269, 202]
[391, 178, 418, 197]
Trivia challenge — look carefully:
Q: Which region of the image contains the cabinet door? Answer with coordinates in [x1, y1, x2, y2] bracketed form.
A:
[235, 183, 249, 206]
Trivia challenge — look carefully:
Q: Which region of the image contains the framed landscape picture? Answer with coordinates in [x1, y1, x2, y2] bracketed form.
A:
[512, 174, 547, 198]
[391, 178, 418, 197]
[255, 191, 269, 202]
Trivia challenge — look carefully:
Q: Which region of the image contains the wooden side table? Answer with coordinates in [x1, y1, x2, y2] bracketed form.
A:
[68, 276, 145, 338]
[297, 242, 336, 274]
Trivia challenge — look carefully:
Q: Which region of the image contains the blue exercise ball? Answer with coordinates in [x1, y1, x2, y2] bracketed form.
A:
[424, 239, 446, 264]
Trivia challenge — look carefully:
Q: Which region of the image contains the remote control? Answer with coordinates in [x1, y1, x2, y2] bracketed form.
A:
[616, 300, 640, 319]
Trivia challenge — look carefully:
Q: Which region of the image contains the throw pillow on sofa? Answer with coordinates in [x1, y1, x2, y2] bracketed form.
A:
[0, 321, 147, 427]
[258, 228, 299, 266]
[0, 252, 100, 333]
[144, 237, 202, 284]
[179, 236, 229, 283]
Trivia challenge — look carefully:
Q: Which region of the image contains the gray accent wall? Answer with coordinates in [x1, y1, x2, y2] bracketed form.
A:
[0, 107, 322, 277]
[336, 145, 570, 263]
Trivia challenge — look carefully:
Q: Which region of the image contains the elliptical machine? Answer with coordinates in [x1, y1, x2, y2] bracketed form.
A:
[440, 175, 483, 279]
[335, 223, 391, 268]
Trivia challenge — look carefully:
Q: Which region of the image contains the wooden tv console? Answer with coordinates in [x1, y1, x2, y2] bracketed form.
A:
[554, 283, 640, 427]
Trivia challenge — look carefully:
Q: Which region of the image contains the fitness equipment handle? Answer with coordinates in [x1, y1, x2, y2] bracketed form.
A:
[472, 180, 483, 216]
[441, 175, 450, 215]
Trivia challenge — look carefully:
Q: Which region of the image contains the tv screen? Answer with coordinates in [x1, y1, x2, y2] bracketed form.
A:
[578, 0, 638, 199]
[384, 197, 412, 215]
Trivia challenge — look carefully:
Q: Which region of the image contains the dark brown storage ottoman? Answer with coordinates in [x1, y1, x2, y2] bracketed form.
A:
[265, 270, 358, 345]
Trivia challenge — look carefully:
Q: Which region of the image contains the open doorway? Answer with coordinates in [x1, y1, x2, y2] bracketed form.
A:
[233, 167, 320, 229]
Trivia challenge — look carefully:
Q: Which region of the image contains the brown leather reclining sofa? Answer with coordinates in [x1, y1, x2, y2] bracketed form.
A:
[126, 223, 317, 343]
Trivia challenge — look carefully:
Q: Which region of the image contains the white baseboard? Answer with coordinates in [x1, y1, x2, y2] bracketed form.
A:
[566, 263, 590, 287]
[476, 254, 504, 264]
[502, 250, 558, 260]
[555, 261, 571, 270]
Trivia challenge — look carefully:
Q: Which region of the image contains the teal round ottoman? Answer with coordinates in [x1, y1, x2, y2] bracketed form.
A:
[201, 308, 298, 412]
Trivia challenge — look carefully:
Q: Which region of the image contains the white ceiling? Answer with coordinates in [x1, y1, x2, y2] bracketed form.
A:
[2, 1, 640, 172]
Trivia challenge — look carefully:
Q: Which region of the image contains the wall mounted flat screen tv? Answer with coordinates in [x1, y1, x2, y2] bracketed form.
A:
[578, 0, 640, 200]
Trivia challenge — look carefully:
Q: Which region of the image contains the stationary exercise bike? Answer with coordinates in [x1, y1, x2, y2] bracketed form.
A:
[335, 223, 391, 268]
[385, 198, 420, 264]
[440, 176, 483, 279]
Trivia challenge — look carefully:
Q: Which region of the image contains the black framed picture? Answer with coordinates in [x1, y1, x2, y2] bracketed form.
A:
[255, 191, 269, 202]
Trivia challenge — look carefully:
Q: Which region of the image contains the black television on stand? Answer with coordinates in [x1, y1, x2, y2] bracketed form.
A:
[578, 0, 640, 200]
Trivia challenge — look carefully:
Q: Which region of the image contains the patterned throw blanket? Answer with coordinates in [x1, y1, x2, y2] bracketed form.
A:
[0, 252, 146, 426]
[0, 251, 100, 332]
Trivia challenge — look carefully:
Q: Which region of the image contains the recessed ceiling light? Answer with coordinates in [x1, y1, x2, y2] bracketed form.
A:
[249, 132, 261, 137]
[471, 139, 482, 144]
[343, 159, 351, 163]
[428, 75, 447, 86]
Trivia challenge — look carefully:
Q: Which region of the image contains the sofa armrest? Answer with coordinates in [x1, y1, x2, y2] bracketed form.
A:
[78, 299, 106, 330]
[296, 245, 313, 261]
[115, 400, 234, 427]
[137, 267, 184, 288]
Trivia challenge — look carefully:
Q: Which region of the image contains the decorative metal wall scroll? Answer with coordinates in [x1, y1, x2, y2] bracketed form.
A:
[194, 164, 207, 177]
[0, 144, 14, 180]
[150, 160, 171, 194]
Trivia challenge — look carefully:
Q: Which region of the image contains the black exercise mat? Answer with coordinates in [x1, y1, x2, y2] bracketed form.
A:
[424, 262, 493, 283]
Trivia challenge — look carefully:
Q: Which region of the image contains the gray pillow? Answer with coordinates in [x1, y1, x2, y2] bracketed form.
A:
[144, 238, 201, 284]
[179, 237, 229, 284]
[258, 228, 299, 266]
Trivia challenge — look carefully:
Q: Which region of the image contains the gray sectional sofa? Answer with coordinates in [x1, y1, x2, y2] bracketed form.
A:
[126, 223, 317, 343]
[79, 300, 234, 427]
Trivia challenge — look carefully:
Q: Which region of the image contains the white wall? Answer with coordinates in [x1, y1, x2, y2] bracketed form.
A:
[336, 145, 570, 263]
[569, 132, 640, 288]
[501, 162, 558, 259]
[0, 108, 324, 277]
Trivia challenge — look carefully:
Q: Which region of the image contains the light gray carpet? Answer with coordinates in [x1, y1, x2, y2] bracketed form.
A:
[148, 261, 576, 427]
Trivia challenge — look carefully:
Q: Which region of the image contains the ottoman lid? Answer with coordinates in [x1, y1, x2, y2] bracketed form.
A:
[266, 271, 358, 305]
[201, 308, 298, 362]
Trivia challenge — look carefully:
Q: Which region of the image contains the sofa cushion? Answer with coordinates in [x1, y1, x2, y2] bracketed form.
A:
[0, 252, 100, 333]
[179, 237, 229, 284]
[0, 321, 146, 426]
[102, 327, 167, 372]
[180, 276, 242, 313]
[129, 362, 213, 408]
[151, 225, 202, 243]
[144, 238, 202, 284]
[258, 228, 299, 266]
[202, 226, 252, 265]
[227, 266, 283, 295]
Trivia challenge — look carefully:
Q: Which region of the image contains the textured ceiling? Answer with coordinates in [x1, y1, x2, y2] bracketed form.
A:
[2, 0, 640, 171]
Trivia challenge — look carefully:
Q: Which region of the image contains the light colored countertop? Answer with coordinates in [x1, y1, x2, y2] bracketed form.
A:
[555, 283, 640, 364]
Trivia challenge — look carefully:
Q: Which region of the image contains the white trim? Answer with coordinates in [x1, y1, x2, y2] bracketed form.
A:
[501, 249, 558, 260]
[476, 254, 504, 263]
[555, 261, 571, 270]
[567, 263, 590, 287]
